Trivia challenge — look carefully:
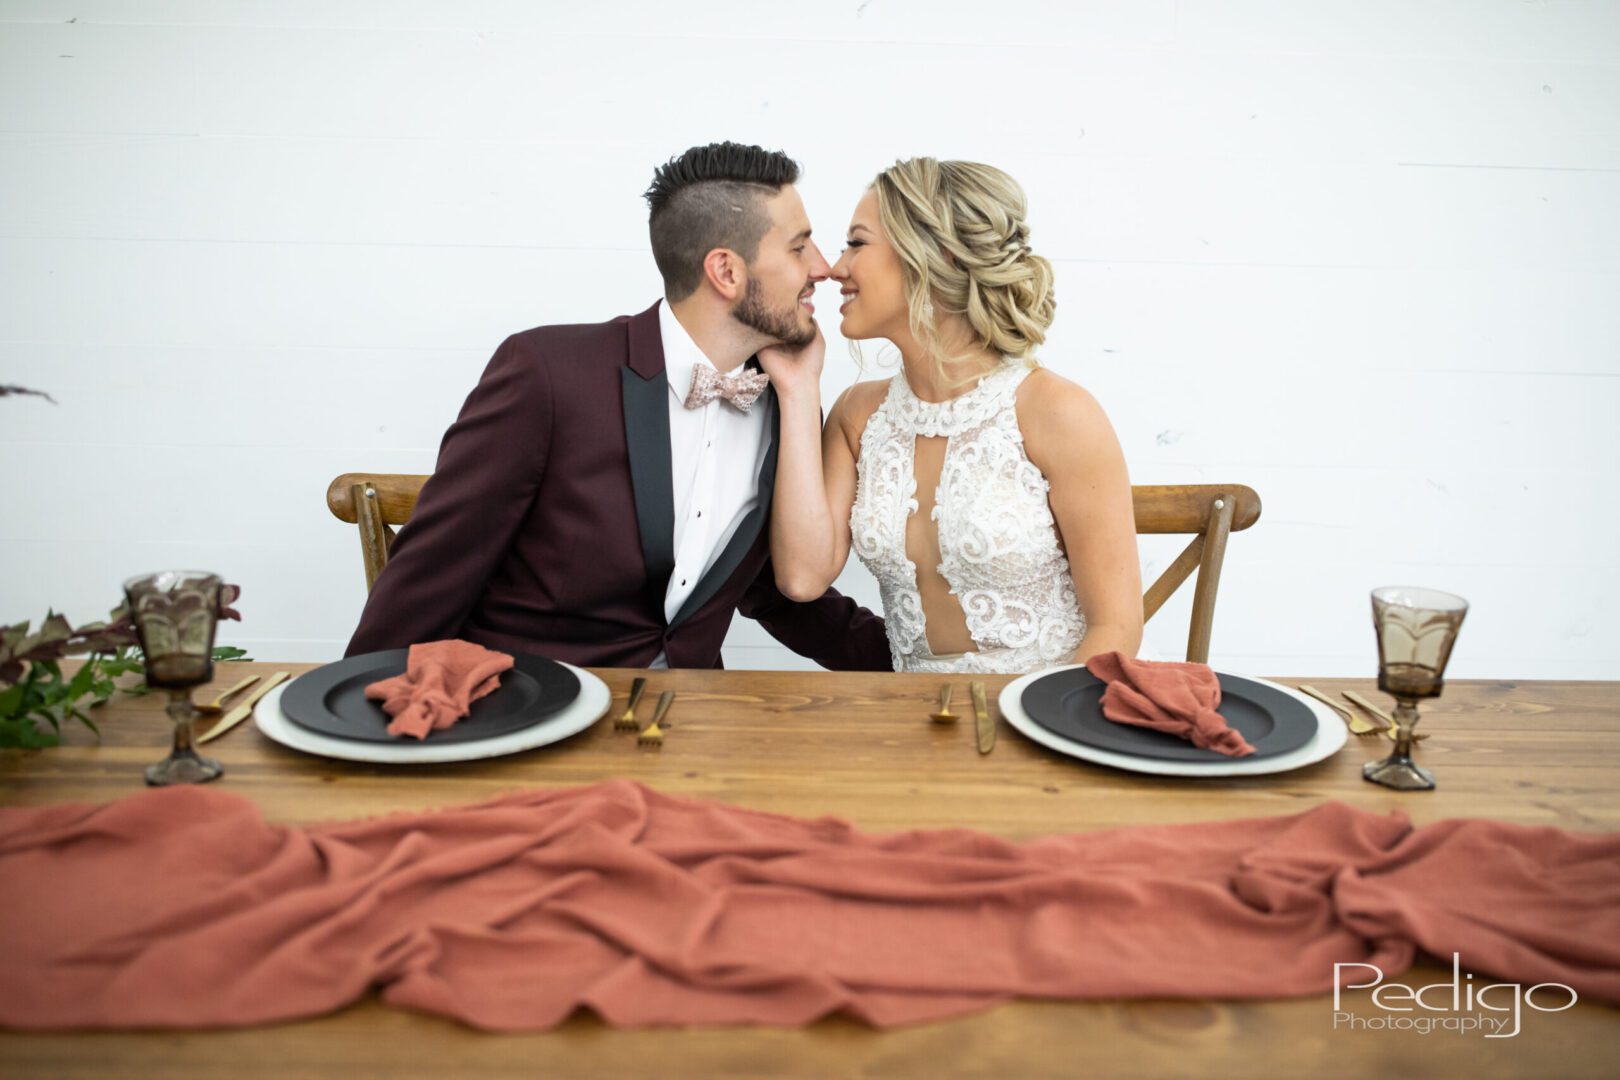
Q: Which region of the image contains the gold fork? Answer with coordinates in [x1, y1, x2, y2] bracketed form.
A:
[1342, 690, 1427, 741]
[1296, 684, 1382, 737]
[638, 691, 675, 748]
[614, 676, 647, 731]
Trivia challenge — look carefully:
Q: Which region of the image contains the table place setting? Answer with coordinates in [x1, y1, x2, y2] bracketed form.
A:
[99, 573, 613, 769]
[255, 643, 612, 765]
[999, 661, 1347, 778]
[975, 586, 1469, 785]
[88, 570, 1477, 790]
[253, 642, 695, 762]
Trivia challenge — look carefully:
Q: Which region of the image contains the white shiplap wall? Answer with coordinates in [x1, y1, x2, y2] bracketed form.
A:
[2, 1, 1617, 679]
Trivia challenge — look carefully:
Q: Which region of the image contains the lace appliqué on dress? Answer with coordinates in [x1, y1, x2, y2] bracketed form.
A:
[850, 365, 1086, 675]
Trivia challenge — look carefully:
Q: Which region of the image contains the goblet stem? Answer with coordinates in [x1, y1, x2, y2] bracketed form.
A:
[1391, 698, 1421, 759]
[167, 691, 197, 755]
[1362, 695, 1435, 791]
[145, 690, 225, 786]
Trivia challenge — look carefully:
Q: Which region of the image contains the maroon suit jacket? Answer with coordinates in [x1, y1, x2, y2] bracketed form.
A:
[345, 302, 892, 670]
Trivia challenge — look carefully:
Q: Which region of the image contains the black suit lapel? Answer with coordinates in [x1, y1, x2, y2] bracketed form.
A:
[670, 386, 779, 628]
[622, 305, 676, 595]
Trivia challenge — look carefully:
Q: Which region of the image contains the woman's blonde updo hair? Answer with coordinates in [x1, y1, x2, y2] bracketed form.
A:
[871, 157, 1055, 381]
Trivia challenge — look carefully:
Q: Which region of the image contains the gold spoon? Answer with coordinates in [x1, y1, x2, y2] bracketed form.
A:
[929, 684, 958, 723]
[1297, 683, 1381, 737]
[192, 675, 260, 717]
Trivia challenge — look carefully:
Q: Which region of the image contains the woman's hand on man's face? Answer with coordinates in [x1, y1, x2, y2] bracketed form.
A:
[757, 322, 826, 403]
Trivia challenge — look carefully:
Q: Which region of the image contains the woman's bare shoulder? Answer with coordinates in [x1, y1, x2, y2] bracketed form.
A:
[1014, 366, 1122, 463]
[1016, 366, 1110, 426]
[829, 376, 894, 442]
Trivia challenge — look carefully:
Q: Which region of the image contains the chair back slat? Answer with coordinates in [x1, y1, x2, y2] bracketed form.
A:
[351, 483, 393, 592]
[1142, 536, 1204, 622]
[326, 473, 429, 589]
[1133, 484, 1259, 662]
[1183, 493, 1237, 664]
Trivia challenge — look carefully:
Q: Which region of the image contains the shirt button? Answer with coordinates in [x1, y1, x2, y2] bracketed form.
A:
[681, 579, 687, 586]
[696, 510, 702, 518]
[706, 441, 712, 448]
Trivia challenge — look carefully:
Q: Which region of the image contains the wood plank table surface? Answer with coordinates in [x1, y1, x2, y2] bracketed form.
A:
[3, 664, 1618, 1079]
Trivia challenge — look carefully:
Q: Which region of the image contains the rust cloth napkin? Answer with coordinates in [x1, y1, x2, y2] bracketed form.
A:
[364, 639, 514, 739]
[2, 780, 1616, 1031]
[1086, 651, 1256, 757]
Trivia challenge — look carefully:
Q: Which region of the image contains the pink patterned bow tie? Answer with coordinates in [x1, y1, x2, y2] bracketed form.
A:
[684, 365, 770, 413]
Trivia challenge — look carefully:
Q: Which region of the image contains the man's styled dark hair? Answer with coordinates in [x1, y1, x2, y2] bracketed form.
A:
[644, 142, 801, 301]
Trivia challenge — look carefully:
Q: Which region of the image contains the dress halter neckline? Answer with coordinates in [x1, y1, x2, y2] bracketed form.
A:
[886, 363, 1028, 438]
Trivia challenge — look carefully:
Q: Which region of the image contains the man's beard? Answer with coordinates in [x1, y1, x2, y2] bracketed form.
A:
[732, 275, 815, 348]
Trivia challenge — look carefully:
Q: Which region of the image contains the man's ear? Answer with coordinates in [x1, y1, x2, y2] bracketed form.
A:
[702, 248, 746, 302]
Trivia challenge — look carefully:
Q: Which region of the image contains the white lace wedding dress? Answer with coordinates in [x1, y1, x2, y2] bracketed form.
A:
[849, 363, 1086, 674]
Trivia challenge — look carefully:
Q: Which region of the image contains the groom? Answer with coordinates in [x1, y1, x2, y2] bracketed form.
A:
[346, 142, 890, 670]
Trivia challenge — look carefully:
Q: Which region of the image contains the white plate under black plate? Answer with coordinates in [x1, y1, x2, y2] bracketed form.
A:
[253, 662, 611, 764]
[1019, 667, 1317, 762]
[998, 666, 1347, 778]
[279, 649, 581, 745]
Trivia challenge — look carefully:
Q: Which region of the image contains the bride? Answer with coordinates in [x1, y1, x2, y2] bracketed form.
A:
[758, 157, 1142, 674]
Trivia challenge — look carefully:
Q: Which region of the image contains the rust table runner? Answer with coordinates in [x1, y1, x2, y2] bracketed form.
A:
[3, 778, 1616, 1031]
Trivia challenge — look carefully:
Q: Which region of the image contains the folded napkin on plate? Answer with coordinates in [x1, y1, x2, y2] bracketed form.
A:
[1085, 651, 1255, 757]
[2, 781, 1617, 1032]
[363, 639, 514, 739]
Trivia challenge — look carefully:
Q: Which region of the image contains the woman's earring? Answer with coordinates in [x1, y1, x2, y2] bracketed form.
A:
[920, 298, 935, 320]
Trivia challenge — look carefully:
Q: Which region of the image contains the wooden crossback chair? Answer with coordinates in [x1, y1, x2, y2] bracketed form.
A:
[327, 474, 430, 593]
[327, 475, 1259, 664]
[1132, 484, 1261, 664]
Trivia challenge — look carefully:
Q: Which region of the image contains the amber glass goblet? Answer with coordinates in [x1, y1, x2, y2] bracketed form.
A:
[123, 571, 225, 786]
[1364, 586, 1468, 791]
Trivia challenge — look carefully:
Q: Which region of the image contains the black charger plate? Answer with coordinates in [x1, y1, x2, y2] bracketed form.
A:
[1020, 667, 1317, 762]
[279, 649, 580, 745]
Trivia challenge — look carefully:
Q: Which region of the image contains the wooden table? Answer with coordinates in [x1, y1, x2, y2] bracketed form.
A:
[3, 665, 1617, 1079]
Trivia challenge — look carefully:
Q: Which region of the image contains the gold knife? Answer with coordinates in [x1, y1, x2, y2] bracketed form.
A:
[1341, 690, 1393, 728]
[970, 681, 995, 755]
[197, 671, 290, 744]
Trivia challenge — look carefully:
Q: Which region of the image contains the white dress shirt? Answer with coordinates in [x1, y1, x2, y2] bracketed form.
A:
[648, 300, 773, 667]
